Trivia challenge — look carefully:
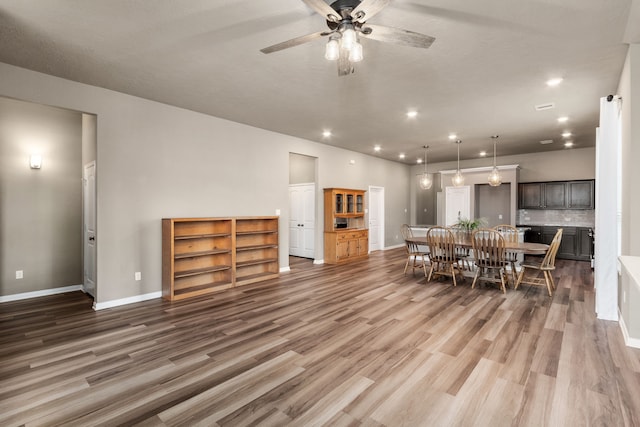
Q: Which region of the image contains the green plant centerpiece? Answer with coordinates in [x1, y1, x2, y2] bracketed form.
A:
[453, 217, 487, 232]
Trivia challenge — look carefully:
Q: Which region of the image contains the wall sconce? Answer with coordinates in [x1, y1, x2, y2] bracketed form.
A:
[30, 154, 42, 169]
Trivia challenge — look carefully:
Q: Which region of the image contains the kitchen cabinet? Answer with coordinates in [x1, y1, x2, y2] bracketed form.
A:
[523, 225, 592, 261]
[543, 226, 577, 259]
[577, 228, 594, 259]
[524, 226, 542, 243]
[567, 180, 595, 209]
[518, 180, 594, 210]
[519, 183, 544, 210]
[543, 182, 567, 209]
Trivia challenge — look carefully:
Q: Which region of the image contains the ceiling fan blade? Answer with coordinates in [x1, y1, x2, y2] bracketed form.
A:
[363, 24, 435, 48]
[260, 31, 328, 54]
[301, 0, 340, 22]
[351, 0, 391, 22]
[337, 48, 354, 76]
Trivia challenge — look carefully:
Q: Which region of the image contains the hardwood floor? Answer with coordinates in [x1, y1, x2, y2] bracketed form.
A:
[2, 248, 640, 426]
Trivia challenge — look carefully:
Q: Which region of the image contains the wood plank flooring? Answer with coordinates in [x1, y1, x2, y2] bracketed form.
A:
[2, 249, 640, 426]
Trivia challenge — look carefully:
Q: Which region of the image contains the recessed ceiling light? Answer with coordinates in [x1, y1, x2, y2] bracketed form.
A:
[540, 139, 554, 145]
[564, 141, 574, 147]
[562, 132, 572, 138]
[479, 151, 487, 157]
[448, 133, 457, 140]
[407, 110, 418, 118]
[416, 158, 423, 164]
[399, 153, 405, 159]
[547, 77, 563, 87]
[557, 116, 569, 123]
[322, 130, 332, 138]
[374, 145, 381, 152]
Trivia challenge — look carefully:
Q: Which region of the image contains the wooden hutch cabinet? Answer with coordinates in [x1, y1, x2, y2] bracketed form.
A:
[324, 188, 368, 264]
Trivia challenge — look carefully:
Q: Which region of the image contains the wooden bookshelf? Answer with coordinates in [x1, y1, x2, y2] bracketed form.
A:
[235, 217, 279, 286]
[162, 216, 279, 301]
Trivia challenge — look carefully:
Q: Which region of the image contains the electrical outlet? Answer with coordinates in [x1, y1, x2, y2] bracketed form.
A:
[498, 214, 503, 220]
[135, 272, 141, 281]
[16, 270, 23, 279]
[275, 209, 281, 216]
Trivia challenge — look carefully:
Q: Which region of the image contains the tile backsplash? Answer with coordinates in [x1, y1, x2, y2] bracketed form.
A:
[517, 209, 595, 228]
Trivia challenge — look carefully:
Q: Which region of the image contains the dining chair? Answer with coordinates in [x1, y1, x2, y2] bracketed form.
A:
[449, 224, 472, 271]
[471, 228, 508, 293]
[400, 224, 428, 276]
[515, 228, 563, 296]
[426, 226, 462, 286]
[494, 224, 519, 286]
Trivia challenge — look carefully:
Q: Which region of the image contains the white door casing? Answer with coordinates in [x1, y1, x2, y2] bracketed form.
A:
[289, 183, 315, 258]
[368, 186, 384, 252]
[83, 161, 97, 298]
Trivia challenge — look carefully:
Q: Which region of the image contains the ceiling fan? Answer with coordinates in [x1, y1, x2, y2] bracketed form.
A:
[260, 0, 435, 76]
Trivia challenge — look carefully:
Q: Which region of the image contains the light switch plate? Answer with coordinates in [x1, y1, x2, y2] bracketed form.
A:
[16, 270, 23, 279]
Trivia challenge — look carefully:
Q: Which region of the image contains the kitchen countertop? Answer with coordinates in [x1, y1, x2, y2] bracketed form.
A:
[517, 222, 595, 228]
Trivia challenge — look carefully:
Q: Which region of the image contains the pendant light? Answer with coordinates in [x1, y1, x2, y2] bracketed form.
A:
[488, 135, 502, 187]
[418, 145, 433, 190]
[452, 140, 465, 187]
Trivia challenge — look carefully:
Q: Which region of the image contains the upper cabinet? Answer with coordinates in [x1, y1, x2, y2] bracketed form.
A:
[567, 180, 595, 209]
[519, 180, 594, 210]
[325, 188, 366, 230]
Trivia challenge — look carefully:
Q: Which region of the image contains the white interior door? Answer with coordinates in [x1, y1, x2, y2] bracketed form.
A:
[368, 186, 384, 252]
[83, 161, 97, 297]
[289, 183, 315, 258]
[445, 185, 471, 226]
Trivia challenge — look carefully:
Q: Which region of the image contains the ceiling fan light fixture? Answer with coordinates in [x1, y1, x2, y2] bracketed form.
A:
[325, 35, 340, 60]
[341, 27, 357, 51]
[348, 41, 363, 62]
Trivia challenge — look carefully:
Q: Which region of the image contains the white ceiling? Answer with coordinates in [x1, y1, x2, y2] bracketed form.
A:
[0, 0, 638, 164]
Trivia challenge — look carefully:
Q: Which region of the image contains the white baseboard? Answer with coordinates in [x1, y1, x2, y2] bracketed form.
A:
[280, 266, 291, 273]
[618, 308, 640, 349]
[0, 284, 83, 303]
[93, 291, 162, 311]
[313, 259, 324, 265]
[384, 243, 405, 250]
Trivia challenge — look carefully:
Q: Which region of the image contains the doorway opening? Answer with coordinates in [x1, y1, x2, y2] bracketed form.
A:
[475, 183, 511, 227]
[368, 186, 385, 252]
[288, 153, 317, 263]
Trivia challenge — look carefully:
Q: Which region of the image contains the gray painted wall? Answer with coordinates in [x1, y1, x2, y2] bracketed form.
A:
[0, 62, 410, 304]
[0, 96, 82, 296]
[289, 152, 315, 184]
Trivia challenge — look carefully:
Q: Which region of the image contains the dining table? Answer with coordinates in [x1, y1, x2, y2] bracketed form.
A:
[405, 235, 549, 255]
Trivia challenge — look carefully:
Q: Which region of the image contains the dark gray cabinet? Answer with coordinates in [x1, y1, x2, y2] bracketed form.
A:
[544, 182, 568, 209]
[577, 228, 593, 259]
[520, 183, 544, 209]
[567, 180, 595, 209]
[518, 180, 594, 210]
[523, 225, 592, 261]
